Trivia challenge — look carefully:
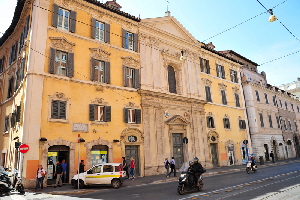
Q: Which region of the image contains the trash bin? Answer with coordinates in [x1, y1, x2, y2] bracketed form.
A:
[259, 156, 264, 165]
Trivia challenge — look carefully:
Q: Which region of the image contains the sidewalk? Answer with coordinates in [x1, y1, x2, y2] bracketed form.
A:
[28, 158, 300, 196]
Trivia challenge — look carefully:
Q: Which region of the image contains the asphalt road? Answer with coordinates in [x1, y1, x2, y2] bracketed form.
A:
[78, 162, 300, 200]
[2, 162, 300, 200]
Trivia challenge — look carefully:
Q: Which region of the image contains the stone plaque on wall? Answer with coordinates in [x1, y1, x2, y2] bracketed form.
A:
[72, 123, 89, 132]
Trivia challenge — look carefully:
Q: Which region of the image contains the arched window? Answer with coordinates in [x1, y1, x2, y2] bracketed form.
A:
[168, 65, 176, 93]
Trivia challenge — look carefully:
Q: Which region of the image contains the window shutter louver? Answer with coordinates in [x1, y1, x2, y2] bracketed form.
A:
[134, 69, 140, 89]
[200, 58, 204, 72]
[133, 33, 138, 52]
[24, 16, 30, 38]
[89, 104, 95, 121]
[90, 58, 95, 81]
[135, 109, 141, 124]
[69, 11, 77, 33]
[235, 93, 240, 107]
[11, 113, 16, 127]
[207, 117, 210, 127]
[104, 106, 111, 122]
[122, 29, 126, 48]
[91, 18, 96, 39]
[206, 60, 210, 74]
[221, 65, 225, 79]
[123, 66, 127, 87]
[52, 4, 59, 27]
[59, 101, 66, 119]
[124, 108, 129, 123]
[51, 100, 59, 119]
[67, 52, 74, 77]
[105, 23, 110, 43]
[216, 64, 219, 77]
[223, 118, 226, 128]
[16, 106, 21, 122]
[49, 48, 56, 74]
[105, 62, 110, 84]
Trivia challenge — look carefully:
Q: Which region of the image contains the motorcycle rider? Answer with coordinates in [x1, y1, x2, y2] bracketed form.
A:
[191, 157, 204, 186]
[250, 156, 256, 171]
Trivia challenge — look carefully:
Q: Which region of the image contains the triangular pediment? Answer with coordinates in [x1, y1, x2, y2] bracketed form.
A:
[141, 16, 198, 44]
[166, 115, 189, 124]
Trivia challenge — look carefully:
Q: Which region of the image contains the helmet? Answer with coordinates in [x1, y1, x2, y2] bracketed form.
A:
[193, 157, 199, 162]
[189, 161, 193, 165]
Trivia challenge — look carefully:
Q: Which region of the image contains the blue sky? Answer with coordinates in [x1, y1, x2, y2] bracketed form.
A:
[1, 0, 299, 86]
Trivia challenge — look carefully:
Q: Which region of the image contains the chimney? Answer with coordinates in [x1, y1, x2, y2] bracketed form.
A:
[165, 11, 171, 16]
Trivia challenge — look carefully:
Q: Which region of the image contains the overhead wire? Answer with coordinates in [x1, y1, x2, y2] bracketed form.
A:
[0, 1, 298, 87]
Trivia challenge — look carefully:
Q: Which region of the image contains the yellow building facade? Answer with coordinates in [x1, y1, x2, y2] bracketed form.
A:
[0, 0, 143, 187]
[200, 45, 250, 167]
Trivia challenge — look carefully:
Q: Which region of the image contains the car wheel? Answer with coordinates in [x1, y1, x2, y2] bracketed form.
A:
[111, 179, 122, 189]
[74, 180, 84, 189]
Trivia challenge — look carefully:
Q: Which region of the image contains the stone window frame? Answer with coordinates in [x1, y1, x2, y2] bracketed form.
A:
[89, 98, 111, 125]
[202, 78, 213, 103]
[206, 112, 216, 129]
[48, 92, 70, 123]
[164, 62, 182, 95]
[223, 114, 231, 130]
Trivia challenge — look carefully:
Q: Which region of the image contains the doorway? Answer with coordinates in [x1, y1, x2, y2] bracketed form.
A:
[264, 144, 270, 161]
[172, 133, 184, 168]
[47, 145, 70, 185]
[125, 145, 139, 176]
[210, 143, 218, 167]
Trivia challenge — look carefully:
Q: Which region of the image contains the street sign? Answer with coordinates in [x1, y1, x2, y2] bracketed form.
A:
[19, 144, 29, 153]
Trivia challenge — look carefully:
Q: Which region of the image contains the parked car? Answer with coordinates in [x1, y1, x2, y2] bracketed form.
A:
[71, 163, 126, 189]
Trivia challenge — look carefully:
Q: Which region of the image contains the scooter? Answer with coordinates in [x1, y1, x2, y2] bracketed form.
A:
[177, 163, 206, 195]
[246, 161, 257, 174]
[12, 170, 25, 195]
[0, 168, 13, 196]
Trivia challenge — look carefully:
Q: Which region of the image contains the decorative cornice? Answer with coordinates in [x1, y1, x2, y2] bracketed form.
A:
[232, 86, 239, 93]
[201, 78, 212, 86]
[121, 56, 139, 68]
[90, 47, 111, 62]
[50, 36, 75, 52]
[218, 82, 227, 90]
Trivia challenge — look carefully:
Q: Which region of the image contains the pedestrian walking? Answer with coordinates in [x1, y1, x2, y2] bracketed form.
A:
[54, 161, 63, 188]
[129, 157, 135, 180]
[270, 151, 275, 163]
[122, 157, 129, 179]
[169, 157, 176, 177]
[164, 158, 170, 177]
[34, 165, 47, 191]
[79, 160, 85, 173]
[61, 159, 67, 183]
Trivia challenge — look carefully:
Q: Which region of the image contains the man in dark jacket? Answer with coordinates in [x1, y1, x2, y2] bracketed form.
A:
[191, 157, 204, 186]
[54, 161, 63, 188]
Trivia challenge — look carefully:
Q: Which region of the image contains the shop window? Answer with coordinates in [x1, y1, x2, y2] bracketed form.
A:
[91, 145, 108, 165]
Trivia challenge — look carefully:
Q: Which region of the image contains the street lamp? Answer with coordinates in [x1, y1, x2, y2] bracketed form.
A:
[268, 9, 277, 22]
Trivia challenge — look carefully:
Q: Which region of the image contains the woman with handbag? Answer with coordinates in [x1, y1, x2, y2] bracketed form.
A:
[34, 165, 47, 191]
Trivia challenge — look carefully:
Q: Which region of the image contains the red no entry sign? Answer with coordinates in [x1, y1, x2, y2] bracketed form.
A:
[19, 144, 29, 153]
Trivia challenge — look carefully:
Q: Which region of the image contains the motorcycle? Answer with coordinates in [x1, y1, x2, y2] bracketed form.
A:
[177, 162, 206, 195]
[0, 168, 25, 196]
[12, 169, 25, 195]
[0, 168, 13, 196]
[246, 161, 257, 174]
